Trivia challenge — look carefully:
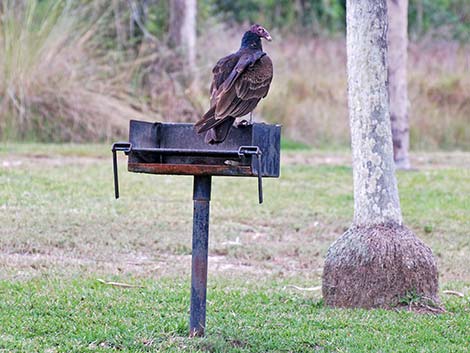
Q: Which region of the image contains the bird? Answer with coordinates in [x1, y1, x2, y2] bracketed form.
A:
[194, 24, 273, 144]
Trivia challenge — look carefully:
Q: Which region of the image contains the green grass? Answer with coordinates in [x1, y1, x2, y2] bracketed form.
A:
[0, 279, 469, 352]
[0, 144, 469, 352]
[0, 142, 110, 157]
[280, 138, 311, 151]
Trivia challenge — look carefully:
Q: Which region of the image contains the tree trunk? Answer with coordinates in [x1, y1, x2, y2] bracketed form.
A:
[416, 0, 423, 37]
[388, 0, 410, 169]
[169, 0, 184, 48]
[169, 0, 196, 70]
[322, 0, 439, 309]
[347, 0, 402, 226]
[112, 0, 126, 51]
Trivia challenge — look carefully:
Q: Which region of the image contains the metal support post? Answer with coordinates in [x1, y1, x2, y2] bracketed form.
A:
[189, 175, 212, 337]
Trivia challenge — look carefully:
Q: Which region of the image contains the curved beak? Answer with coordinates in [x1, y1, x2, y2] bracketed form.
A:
[264, 33, 273, 41]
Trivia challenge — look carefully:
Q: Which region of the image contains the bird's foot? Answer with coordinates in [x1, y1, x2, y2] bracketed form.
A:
[235, 119, 251, 128]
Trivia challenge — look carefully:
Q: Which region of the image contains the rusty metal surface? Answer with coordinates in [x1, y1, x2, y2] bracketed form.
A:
[128, 163, 252, 176]
[189, 175, 212, 337]
[127, 120, 281, 178]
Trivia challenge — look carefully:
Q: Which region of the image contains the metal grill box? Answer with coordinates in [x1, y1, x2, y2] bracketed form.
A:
[111, 119, 281, 336]
[125, 120, 281, 177]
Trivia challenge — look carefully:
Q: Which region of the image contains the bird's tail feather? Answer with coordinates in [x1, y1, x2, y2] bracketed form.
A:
[204, 117, 235, 144]
[194, 106, 226, 133]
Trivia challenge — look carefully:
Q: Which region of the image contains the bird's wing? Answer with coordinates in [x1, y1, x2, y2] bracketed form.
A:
[235, 55, 273, 100]
[210, 53, 240, 104]
[195, 52, 272, 135]
[214, 52, 272, 119]
[194, 54, 240, 133]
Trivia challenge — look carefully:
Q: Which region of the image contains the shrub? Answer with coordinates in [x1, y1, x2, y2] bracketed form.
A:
[0, 0, 153, 142]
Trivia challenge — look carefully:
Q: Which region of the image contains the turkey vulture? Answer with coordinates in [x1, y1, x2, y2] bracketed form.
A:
[195, 24, 273, 144]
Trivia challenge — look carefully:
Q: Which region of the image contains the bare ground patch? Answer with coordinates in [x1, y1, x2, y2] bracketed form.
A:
[2, 149, 470, 169]
[0, 249, 311, 282]
[1, 155, 106, 169]
[1, 147, 468, 285]
[282, 150, 470, 169]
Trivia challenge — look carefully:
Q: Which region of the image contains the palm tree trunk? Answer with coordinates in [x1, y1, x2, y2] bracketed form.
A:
[346, 0, 402, 225]
[322, 0, 439, 309]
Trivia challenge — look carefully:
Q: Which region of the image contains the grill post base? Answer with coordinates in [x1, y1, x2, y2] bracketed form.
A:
[189, 175, 212, 337]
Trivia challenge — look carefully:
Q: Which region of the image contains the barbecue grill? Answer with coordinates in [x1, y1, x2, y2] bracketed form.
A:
[112, 119, 281, 336]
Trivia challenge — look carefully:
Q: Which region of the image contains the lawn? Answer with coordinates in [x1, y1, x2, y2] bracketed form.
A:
[0, 143, 469, 352]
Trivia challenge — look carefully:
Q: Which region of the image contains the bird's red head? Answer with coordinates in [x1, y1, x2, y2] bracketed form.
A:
[250, 24, 272, 42]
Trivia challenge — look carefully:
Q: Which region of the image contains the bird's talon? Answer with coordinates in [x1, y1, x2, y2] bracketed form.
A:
[236, 120, 250, 128]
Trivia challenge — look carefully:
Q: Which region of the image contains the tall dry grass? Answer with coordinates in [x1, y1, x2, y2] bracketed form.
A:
[0, 0, 155, 142]
[408, 41, 470, 150]
[196, 27, 470, 150]
[193, 27, 350, 147]
[259, 35, 349, 147]
[262, 36, 470, 150]
[1, 7, 468, 149]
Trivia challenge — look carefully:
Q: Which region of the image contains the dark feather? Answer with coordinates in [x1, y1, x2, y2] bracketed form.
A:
[235, 55, 272, 100]
[210, 54, 239, 99]
[204, 117, 236, 144]
[195, 26, 273, 144]
[194, 106, 217, 131]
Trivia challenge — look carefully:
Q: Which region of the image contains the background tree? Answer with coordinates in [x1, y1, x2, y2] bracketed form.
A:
[2, 0, 469, 143]
[169, 0, 196, 71]
[322, 0, 439, 308]
[388, 0, 410, 169]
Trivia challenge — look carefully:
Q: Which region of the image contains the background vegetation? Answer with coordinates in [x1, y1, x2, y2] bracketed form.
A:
[212, 0, 470, 40]
[0, 144, 469, 351]
[0, 0, 469, 147]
